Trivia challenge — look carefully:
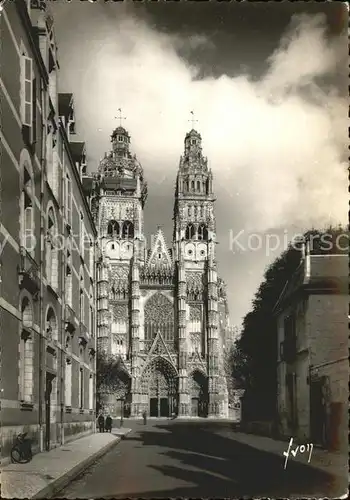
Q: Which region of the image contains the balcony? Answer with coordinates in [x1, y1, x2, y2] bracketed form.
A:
[18, 247, 40, 298]
[64, 304, 76, 334]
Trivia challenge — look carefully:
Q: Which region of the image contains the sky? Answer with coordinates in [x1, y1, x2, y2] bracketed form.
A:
[51, 0, 348, 329]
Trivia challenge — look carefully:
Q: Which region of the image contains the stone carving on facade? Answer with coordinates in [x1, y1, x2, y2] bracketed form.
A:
[186, 272, 203, 291]
[144, 293, 174, 323]
[189, 304, 201, 321]
[140, 357, 177, 396]
[110, 266, 129, 281]
[112, 304, 128, 322]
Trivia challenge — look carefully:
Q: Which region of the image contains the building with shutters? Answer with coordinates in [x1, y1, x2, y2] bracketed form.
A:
[274, 236, 348, 451]
[84, 125, 231, 419]
[0, 0, 97, 460]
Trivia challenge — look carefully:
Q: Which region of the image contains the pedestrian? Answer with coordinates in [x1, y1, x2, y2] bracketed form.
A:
[105, 415, 112, 433]
[97, 413, 105, 433]
[142, 410, 147, 425]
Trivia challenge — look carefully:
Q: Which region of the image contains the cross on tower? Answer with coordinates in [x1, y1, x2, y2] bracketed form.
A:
[188, 110, 198, 129]
[115, 108, 126, 127]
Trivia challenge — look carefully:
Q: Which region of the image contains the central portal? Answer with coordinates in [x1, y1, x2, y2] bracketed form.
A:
[141, 357, 177, 418]
[150, 397, 169, 417]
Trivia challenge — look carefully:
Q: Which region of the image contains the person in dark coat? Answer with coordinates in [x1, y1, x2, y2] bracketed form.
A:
[97, 414, 105, 433]
[105, 415, 112, 432]
[142, 410, 147, 425]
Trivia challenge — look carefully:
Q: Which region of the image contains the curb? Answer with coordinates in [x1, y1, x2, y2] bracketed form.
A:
[31, 435, 122, 499]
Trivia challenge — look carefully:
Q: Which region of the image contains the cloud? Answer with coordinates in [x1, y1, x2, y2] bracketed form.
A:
[52, 3, 347, 322]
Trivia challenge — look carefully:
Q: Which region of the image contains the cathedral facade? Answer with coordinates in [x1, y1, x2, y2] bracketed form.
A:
[89, 125, 229, 418]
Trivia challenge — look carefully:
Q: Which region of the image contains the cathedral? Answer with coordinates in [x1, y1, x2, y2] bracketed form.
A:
[89, 124, 230, 418]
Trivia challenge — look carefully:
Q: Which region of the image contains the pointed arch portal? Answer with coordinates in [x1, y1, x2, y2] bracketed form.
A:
[141, 357, 178, 417]
[189, 370, 208, 417]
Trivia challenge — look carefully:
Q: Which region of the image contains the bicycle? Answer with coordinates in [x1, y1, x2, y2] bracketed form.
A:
[10, 432, 33, 464]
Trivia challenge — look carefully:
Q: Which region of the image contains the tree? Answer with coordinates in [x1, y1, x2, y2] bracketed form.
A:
[96, 350, 124, 413]
[232, 226, 348, 422]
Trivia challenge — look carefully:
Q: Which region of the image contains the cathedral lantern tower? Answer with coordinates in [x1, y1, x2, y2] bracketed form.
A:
[173, 124, 228, 419]
[92, 122, 147, 414]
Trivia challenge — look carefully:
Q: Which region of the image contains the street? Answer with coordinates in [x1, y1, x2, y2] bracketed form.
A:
[57, 420, 343, 498]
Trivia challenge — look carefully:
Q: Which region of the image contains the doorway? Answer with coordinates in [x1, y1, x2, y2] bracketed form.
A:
[149, 397, 170, 417]
[45, 372, 55, 451]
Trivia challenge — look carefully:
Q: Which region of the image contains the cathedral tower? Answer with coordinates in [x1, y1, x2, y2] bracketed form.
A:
[173, 128, 228, 418]
[92, 125, 147, 414]
[92, 123, 228, 418]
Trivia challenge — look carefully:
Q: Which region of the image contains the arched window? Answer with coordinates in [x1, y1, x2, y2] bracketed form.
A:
[191, 180, 195, 190]
[202, 181, 206, 194]
[20, 152, 35, 254]
[185, 223, 196, 240]
[46, 206, 58, 289]
[19, 296, 34, 402]
[107, 220, 119, 237]
[144, 292, 174, 341]
[197, 224, 208, 241]
[46, 306, 58, 342]
[122, 220, 134, 239]
[196, 180, 201, 191]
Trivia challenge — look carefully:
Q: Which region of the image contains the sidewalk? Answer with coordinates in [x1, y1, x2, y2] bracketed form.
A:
[216, 428, 348, 479]
[0, 427, 131, 499]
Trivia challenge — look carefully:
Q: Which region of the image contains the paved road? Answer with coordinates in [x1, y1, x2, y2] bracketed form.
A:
[57, 420, 344, 499]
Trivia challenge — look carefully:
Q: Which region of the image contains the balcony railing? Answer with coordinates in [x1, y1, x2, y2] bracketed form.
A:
[18, 246, 40, 298]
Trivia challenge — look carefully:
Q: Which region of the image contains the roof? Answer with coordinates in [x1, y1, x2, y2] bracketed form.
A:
[111, 126, 130, 138]
[185, 129, 201, 140]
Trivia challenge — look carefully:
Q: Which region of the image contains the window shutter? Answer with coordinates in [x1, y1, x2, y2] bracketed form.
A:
[32, 78, 37, 143]
[24, 207, 33, 249]
[21, 55, 33, 127]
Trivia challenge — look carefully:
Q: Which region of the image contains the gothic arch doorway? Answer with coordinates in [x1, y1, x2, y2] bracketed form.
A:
[141, 357, 177, 417]
[114, 369, 131, 418]
[189, 370, 208, 417]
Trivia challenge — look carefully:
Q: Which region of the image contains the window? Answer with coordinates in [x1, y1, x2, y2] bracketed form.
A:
[79, 367, 84, 409]
[46, 307, 58, 343]
[197, 224, 208, 241]
[19, 297, 34, 403]
[46, 207, 58, 289]
[89, 286, 94, 337]
[191, 180, 195, 190]
[65, 174, 72, 225]
[122, 220, 134, 239]
[185, 223, 196, 240]
[89, 239, 94, 275]
[65, 247, 72, 307]
[65, 359, 72, 407]
[79, 273, 84, 324]
[20, 156, 35, 254]
[107, 220, 119, 237]
[89, 374, 94, 410]
[21, 54, 33, 127]
[197, 180, 201, 191]
[80, 212, 84, 255]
